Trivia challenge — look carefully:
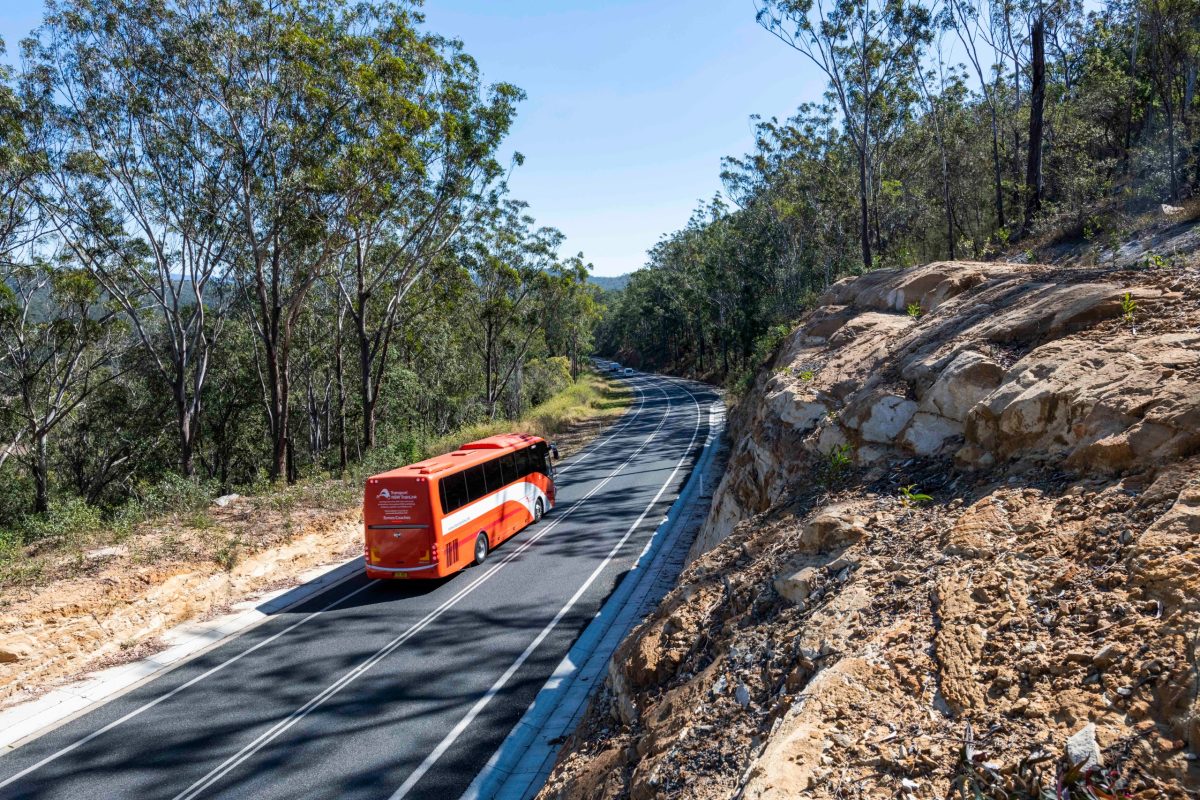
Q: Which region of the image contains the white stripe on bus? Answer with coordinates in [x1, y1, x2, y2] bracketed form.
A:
[440, 481, 548, 537]
[0, 378, 656, 792]
[167, 378, 679, 800]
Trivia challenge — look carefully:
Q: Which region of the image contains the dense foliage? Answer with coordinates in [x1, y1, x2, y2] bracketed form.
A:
[599, 0, 1200, 387]
[0, 0, 601, 537]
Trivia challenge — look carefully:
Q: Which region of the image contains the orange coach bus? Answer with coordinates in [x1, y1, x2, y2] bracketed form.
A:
[363, 434, 558, 579]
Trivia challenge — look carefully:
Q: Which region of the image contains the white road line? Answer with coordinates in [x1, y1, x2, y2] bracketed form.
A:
[390, 379, 704, 800]
[0, 381, 656, 791]
[168, 379, 680, 800]
[0, 581, 375, 792]
[555, 376, 646, 476]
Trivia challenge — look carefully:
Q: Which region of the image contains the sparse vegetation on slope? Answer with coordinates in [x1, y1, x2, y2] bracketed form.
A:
[539, 261, 1200, 800]
[0, 373, 630, 706]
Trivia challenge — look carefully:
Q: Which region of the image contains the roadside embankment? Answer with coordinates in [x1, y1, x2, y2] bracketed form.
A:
[538, 261, 1200, 798]
[0, 373, 629, 713]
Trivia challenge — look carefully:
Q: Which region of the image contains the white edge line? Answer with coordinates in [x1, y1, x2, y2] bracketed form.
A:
[0, 381, 652, 788]
[168, 377, 675, 800]
[389, 377, 707, 800]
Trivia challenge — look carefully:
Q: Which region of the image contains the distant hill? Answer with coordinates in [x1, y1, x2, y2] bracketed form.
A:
[589, 274, 630, 292]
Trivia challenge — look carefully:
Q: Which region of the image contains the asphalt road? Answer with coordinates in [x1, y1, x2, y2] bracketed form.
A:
[0, 373, 717, 800]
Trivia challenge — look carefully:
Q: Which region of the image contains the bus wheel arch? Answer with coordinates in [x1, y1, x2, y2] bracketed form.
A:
[473, 532, 490, 565]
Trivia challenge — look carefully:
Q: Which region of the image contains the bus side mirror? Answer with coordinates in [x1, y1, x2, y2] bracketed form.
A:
[549, 443, 560, 460]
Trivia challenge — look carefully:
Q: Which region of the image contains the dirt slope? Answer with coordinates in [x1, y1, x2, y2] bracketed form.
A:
[539, 261, 1200, 799]
[0, 405, 624, 712]
[0, 497, 363, 709]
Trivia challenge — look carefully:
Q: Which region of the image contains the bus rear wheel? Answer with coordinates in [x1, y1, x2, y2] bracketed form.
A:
[473, 532, 490, 565]
[534, 498, 545, 522]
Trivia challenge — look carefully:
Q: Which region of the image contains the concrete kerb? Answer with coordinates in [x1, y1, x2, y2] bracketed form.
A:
[461, 387, 725, 800]
[0, 554, 365, 754]
[0, 385, 651, 757]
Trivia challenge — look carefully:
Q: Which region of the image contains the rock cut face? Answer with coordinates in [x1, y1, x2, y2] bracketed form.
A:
[538, 260, 1200, 800]
[696, 261, 1199, 549]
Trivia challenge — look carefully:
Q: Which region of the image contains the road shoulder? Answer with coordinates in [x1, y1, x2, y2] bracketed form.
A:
[462, 384, 726, 800]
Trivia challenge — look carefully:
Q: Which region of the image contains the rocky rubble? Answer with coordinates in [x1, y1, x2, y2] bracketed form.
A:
[539, 261, 1200, 799]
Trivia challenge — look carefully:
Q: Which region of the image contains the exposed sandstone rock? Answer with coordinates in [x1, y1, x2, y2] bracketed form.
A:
[774, 564, 818, 605]
[919, 349, 1004, 422]
[900, 411, 962, 455]
[540, 262, 1200, 800]
[965, 332, 1200, 471]
[819, 261, 1002, 313]
[844, 392, 918, 443]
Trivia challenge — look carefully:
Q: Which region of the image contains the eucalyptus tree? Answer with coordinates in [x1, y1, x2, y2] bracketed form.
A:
[332, 38, 522, 450]
[0, 264, 127, 513]
[33, 0, 238, 478]
[913, 35, 959, 257]
[168, 0, 514, 481]
[462, 199, 562, 420]
[1140, 0, 1199, 200]
[0, 44, 47, 474]
[757, 0, 932, 269]
[945, 0, 1010, 230]
[539, 253, 598, 380]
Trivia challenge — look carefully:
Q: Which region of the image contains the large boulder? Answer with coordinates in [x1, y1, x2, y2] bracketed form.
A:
[964, 332, 1200, 471]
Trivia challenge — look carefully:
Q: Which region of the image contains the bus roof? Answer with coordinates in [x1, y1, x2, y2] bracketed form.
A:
[369, 433, 545, 480]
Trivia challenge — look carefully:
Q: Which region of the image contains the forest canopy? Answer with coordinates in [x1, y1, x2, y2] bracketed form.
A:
[0, 0, 601, 533]
[598, 0, 1200, 387]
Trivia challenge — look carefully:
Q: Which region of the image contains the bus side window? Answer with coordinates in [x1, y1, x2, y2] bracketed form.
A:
[483, 458, 503, 494]
[465, 465, 488, 502]
[442, 472, 468, 513]
[516, 447, 533, 478]
[499, 454, 516, 486]
[532, 443, 550, 476]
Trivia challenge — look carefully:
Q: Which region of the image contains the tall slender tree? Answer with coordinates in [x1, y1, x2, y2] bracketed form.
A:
[757, 0, 932, 269]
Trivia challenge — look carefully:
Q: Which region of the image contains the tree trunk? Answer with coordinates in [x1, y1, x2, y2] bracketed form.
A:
[1123, 9, 1141, 174]
[1023, 15, 1046, 236]
[858, 148, 872, 269]
[334, 307, 348, 473]
[180, 422, 195, 479]
[944, 163, 956, 260]
[32, 433, 49, 514]
[176, 383, 196, 478]
[266, 340, 289, 482]
[989, 104, 1005, 230]
[357, 319, 377, 451]
[1166, 104, 1178, 201]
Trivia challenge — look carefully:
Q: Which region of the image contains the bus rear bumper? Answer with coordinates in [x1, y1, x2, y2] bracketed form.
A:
[365, 563, 444, 580]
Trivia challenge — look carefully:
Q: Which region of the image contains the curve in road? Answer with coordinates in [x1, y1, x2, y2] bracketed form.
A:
[0, 373, 718, 800]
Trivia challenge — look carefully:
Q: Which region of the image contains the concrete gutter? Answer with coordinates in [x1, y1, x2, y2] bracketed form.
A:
[461, 388, 725, 800]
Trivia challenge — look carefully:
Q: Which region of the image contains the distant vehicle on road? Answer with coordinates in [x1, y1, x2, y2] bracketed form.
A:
[363, 434, 557, 579]
[622, 367, 635, 375]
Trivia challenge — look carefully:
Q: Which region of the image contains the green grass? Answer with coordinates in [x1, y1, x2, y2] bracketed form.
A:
[423, 371, 629, 458]
[0, 370, 631, 588]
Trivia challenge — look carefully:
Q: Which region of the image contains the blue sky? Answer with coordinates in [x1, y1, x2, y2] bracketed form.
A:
[1, 1, 827, 276]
